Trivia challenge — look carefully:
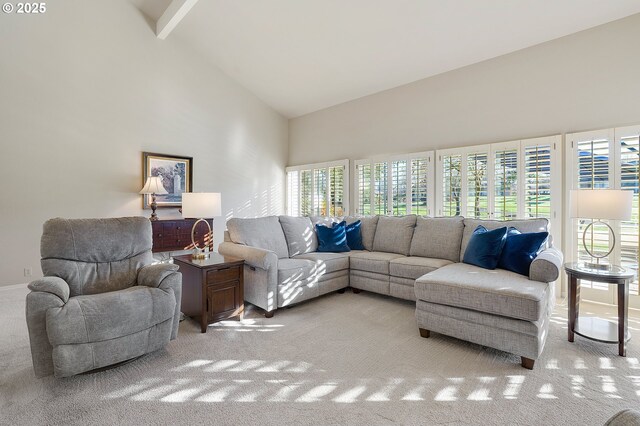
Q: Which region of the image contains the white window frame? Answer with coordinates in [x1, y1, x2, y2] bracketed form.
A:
[565, 126, 640, 306]
[435, 136, 561, 245]
[285, 159, 350, 217]
[354, 151, 435, 216]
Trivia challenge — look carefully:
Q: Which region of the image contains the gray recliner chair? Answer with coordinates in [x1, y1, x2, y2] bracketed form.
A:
[26, 217, 182, 378]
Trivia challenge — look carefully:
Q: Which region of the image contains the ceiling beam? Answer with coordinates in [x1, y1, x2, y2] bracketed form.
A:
[156, 0, 199, 40]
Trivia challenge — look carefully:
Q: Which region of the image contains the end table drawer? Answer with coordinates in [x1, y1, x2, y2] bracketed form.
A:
[207, 266, 241, 284]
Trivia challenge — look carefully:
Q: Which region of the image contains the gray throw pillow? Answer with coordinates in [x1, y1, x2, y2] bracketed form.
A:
[410, 216, 464, 262]
[279, 216, 318, 257]
[372, 215, 416, 255]
[227, 216, 290, 259]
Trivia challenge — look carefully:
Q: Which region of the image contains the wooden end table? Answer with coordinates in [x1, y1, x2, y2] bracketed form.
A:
[173, 253, 244, 333]
[564, 262, 635, 356]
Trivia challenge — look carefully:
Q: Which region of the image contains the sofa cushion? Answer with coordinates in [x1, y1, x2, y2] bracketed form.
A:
[462, 226, 508, 270]
[349, 251, 405, 275]
[294, 252, 350, 275]
[277, 258, 317, 287]
[46, 286, 176, 346]
[316, 221, 350, 252]
[415, 263, 550, 322]
[460, 218, 549, 261]
[410, 216, 464, 262]
[372, 215, 416, 255]
[389, 257, 454, 280]
[227, 216, 290, 259]
[345, 220, 365, 250]
[498, 229, 549, 276]
[345, 216, 379, 251]
[279, 216, 318, 257]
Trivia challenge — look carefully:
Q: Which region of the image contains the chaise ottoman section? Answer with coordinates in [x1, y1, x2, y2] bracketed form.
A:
[414, 262, 553, 369]
[414, 263, 550, 322]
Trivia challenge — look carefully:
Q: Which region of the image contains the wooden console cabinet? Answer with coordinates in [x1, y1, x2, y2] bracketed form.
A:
[150, 219, 213, 253]
[173, 253, 244, 333]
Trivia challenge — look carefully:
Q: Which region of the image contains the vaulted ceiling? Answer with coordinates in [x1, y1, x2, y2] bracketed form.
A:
[131, 0, 640, 118]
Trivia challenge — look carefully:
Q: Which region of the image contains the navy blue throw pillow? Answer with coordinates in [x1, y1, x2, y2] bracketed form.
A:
[345, 220, 365, 250]
[463, 225, 508, 270]
[316, 221, 351, 253]
[498, 228, 549, 276]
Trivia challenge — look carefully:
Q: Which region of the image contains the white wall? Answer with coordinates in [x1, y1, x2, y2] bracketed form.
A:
[289, 13, 640, 172]
[0, 1, 288, 286]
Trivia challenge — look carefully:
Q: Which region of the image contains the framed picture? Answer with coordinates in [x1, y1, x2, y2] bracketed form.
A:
[142, 152, 193, 208]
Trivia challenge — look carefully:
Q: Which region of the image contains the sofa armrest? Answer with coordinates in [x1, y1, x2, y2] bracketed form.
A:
[27, 276, 70, 303]
[137, 263, 179, 288]
[530, 246, 563, 283]
[219, 242, 278, 271]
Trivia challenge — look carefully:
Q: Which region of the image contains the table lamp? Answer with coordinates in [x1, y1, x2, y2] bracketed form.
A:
[139, 176, 168, 221]
[182, 192, 221, 259]
[570, 189, 633, 270]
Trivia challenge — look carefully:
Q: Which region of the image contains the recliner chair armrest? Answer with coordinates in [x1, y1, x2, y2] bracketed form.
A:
[27, 276, 70, 303]
[530, 246, 563, 283]
[137, 262, 182, 340]
[137, 263, 180, 288]
[219, 242, 278, 270]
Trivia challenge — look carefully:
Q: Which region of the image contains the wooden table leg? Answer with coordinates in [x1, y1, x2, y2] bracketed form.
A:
[568, 274, 579, 342]
[618, 280, 629, 357]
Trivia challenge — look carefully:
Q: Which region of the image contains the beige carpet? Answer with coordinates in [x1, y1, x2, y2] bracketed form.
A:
[2, 284, 639, 426]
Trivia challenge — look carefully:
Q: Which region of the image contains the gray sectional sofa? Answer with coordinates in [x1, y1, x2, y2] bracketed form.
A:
[219, 214, 563, 369]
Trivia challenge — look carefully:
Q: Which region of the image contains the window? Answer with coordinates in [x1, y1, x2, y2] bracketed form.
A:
[374, 162, 388, 215]
[436, 136, 561, 240]
[494, 147, 519, 220]
[357, 163, 372, 215]
[466, 151, 489, 219]
[411, 157, 430, 215]
[355, 152, 434, 216]
[313, 169, 327, 215]
[523, 145, 551, 219]
[566, 126, 640, 303]
[286, 160, 349, 217]
[440, 153, 462, 217]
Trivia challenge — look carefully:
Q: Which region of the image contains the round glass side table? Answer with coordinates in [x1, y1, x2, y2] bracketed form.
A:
[564, 262, 635, 356]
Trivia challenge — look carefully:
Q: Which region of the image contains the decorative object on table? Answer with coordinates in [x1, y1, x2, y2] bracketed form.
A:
[139, 176, 168, 221]
[173, 253, 244, 333]
[570, 189, 633, 270]
[182, 192, 221, 259]
[142, 152, 193, 209]
[564, 262, 635, 357]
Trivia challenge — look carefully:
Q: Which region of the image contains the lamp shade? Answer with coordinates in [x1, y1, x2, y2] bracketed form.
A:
[570, 189, 633, 220]
[182, 192, 221, 218]
[139, 176, 168, 195]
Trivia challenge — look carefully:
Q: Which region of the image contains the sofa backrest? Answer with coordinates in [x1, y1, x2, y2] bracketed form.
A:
[40, 217, 154, 297]
[227, 216, 290, 259]
[410, 216, 464, 262]
[373, 215, 417, 255]
[459, 217, 550, 261]
[279, 216, 318, 257]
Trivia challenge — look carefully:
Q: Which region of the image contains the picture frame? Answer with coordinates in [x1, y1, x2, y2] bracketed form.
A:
[142, 152, 193, 209]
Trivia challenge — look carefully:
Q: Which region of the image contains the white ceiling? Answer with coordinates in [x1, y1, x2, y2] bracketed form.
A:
[132, 0, 640, 118]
